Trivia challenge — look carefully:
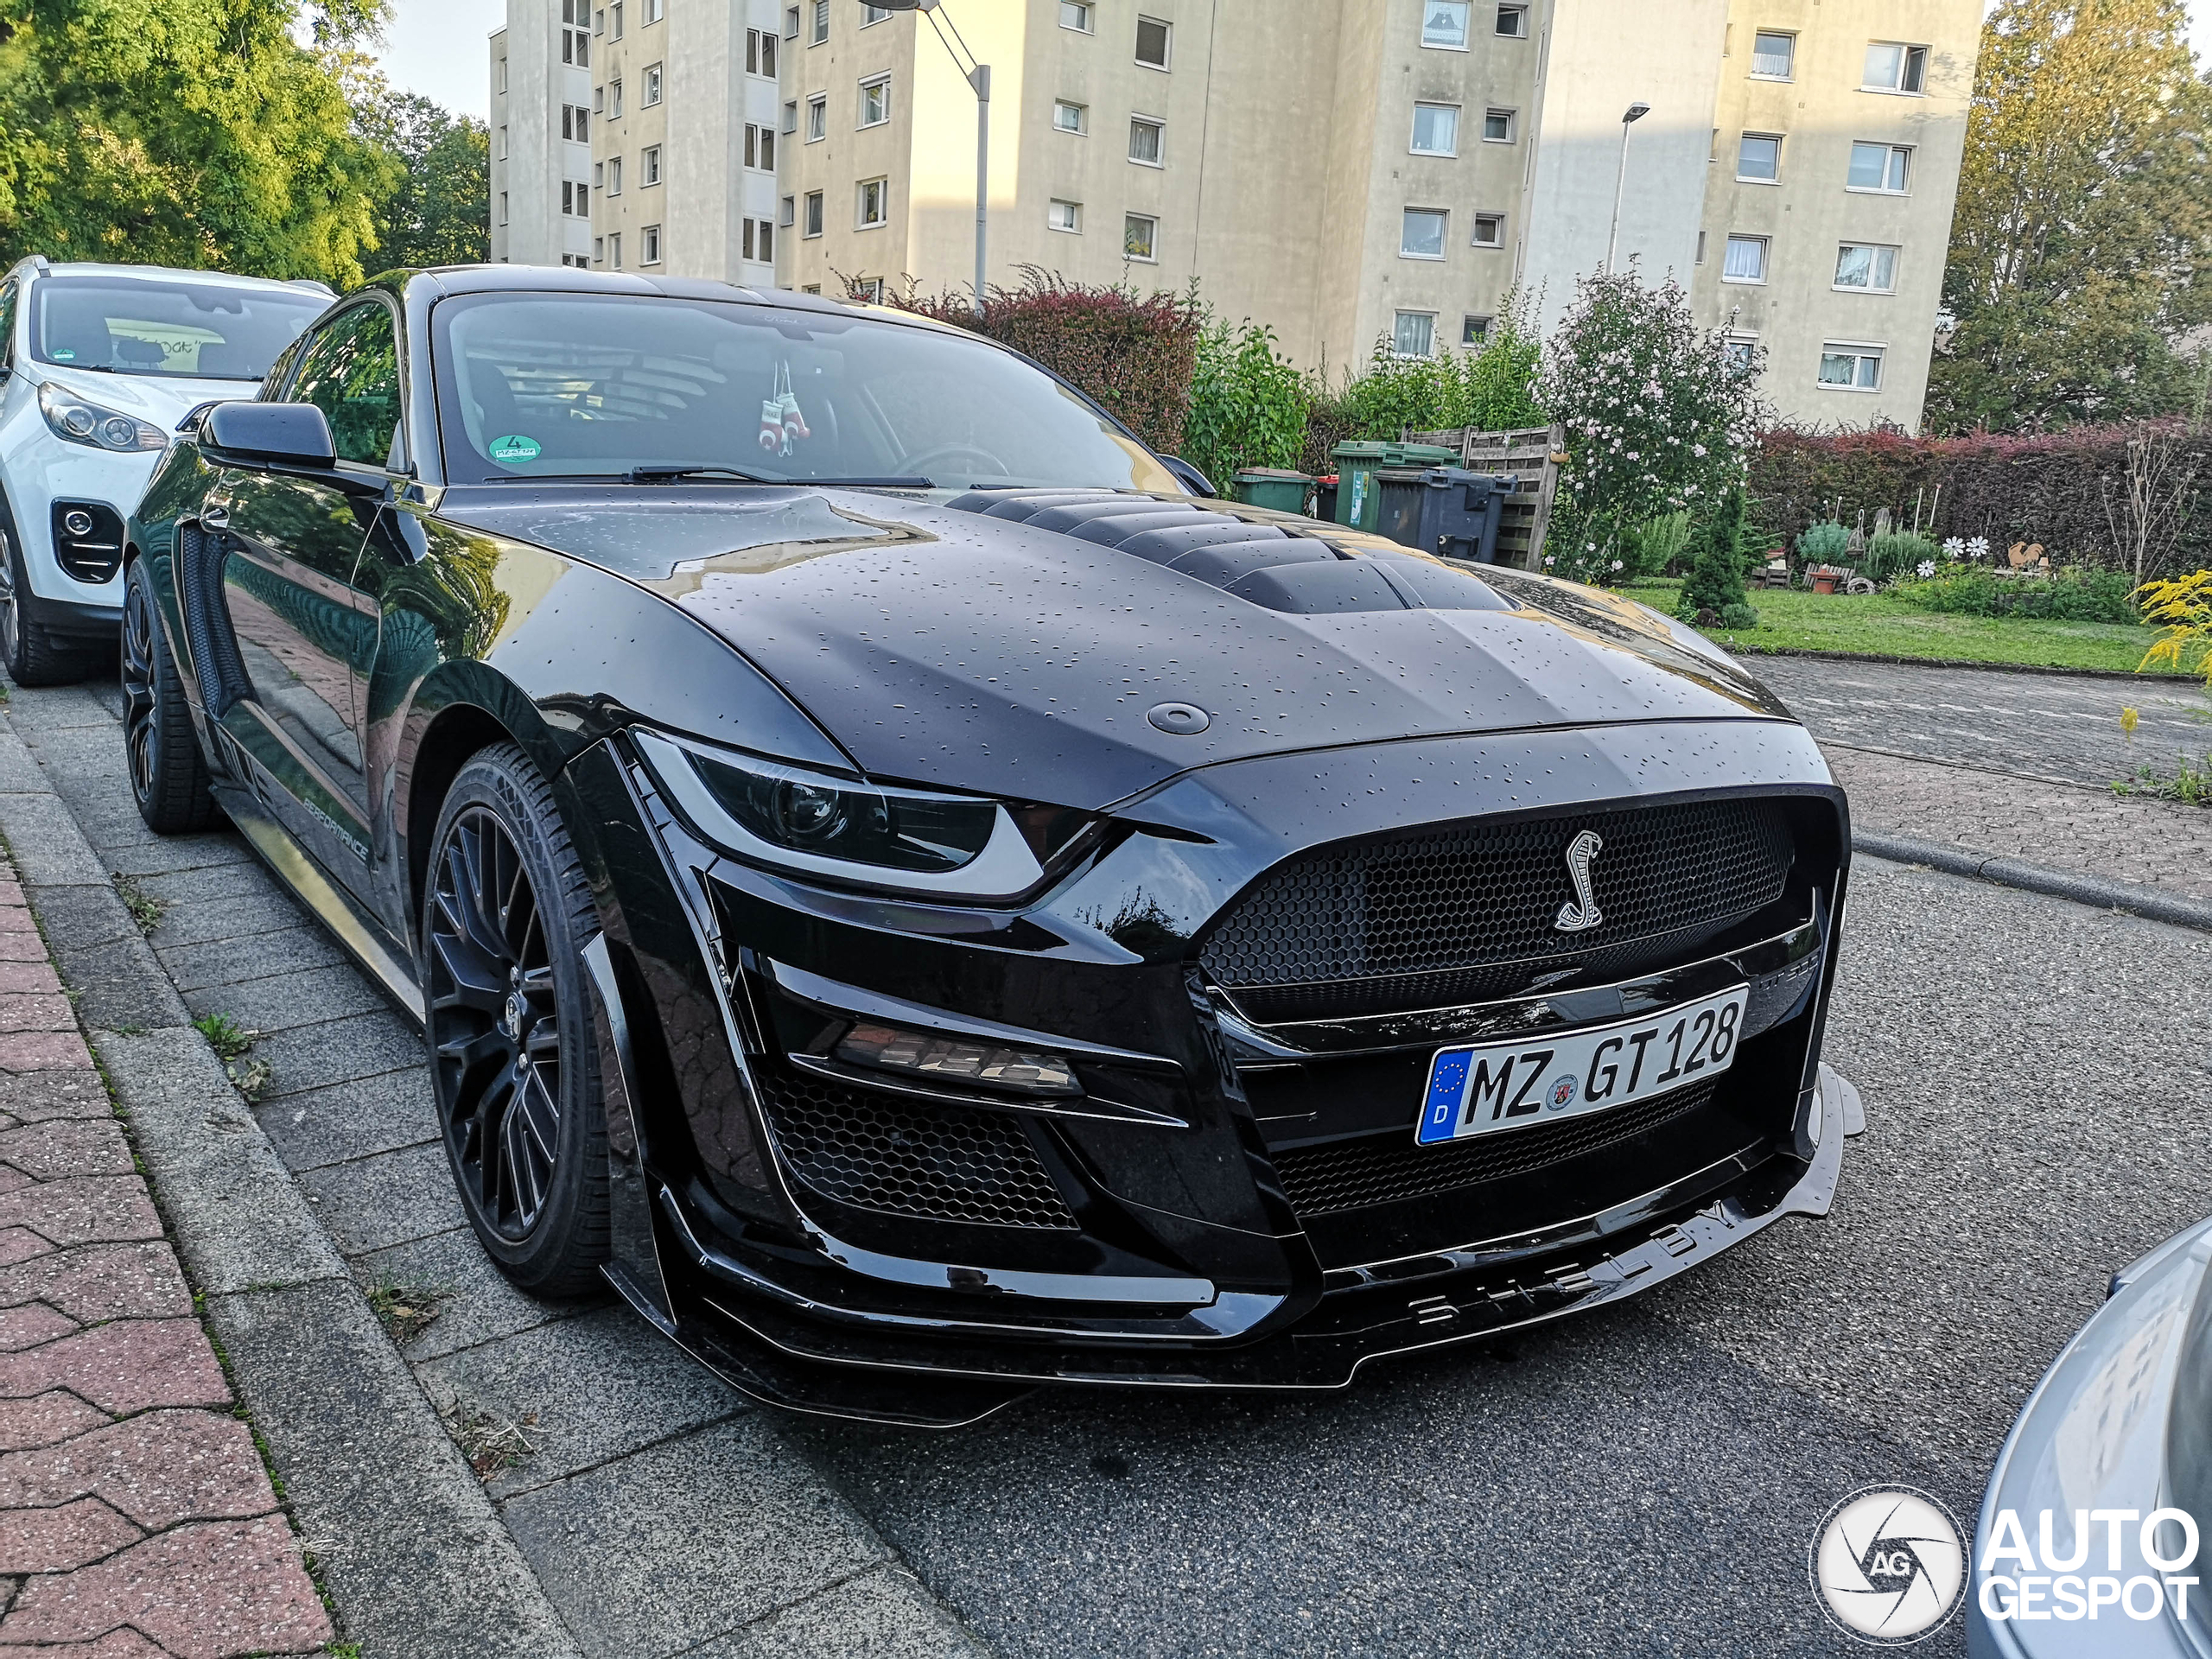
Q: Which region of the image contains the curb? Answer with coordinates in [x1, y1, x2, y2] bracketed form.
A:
[1723, 643, 2202, 685]
[1853, 830, 2212, 931]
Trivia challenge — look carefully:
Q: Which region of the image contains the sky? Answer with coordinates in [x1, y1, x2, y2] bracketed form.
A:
[372, 0, 2212, 123]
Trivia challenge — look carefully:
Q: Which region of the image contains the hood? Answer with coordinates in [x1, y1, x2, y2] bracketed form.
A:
[437, 483, 1794, 811]
[35, 368, 261, 429]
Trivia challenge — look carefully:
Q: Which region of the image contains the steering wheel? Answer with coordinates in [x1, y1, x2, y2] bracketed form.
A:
[895, 442, 1012, 480]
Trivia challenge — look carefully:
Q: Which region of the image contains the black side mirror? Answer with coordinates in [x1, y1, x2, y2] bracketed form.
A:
[202, 401, 336, 468]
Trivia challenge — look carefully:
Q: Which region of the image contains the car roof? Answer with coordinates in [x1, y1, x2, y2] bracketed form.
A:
[13, 260, 333, 298]
[391, 264, 969, 339]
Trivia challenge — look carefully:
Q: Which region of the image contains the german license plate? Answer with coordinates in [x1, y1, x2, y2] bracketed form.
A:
[1415, 985, 1751, 1146]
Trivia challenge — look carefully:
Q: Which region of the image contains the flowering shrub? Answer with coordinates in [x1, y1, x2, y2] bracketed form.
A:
[1538, 268, 1764, 585]
[2137, 569, 2212, 682]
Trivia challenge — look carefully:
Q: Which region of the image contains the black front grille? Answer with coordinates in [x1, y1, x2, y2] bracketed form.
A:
[1274, 1079, 1719, 1216]
[755, 1065, 1077, 1230]
[1201, 798, 1796, 1020]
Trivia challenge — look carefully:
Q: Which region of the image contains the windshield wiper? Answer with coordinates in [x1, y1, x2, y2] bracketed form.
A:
[626, 465, 935, 488]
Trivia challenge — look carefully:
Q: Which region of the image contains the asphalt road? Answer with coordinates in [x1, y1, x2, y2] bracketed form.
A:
[796, 857, 2212, 1657]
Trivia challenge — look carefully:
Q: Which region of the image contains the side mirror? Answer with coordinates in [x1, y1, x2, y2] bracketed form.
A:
[202, 401, 335, 469]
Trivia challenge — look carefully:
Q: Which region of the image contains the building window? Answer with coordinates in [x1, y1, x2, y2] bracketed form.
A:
[1393, 311, 1437, 358]
[1135, 16, 1170, 67]
[643, 63, 662, 105]
[1421, 1, 1470, 48]
[1462, 315, 1491, 346]
[860, 74, 891, 127]
[608, 232, 622, 268]
[1736, 133, 1780, 181]
[745, 124, 775, 168]
[861, 3, 893, 21]
[811, 0, 829, 45]
[609, 2, 622, 40]
[498, 190, 509, 225]
[751, 219, 774, 261]
[1059, 0, 1092, 30]
[641, 224, 661, 264]
[783, 99, 798, 132]
[1410, 103, 1459, 155]
[1723, 233, 1768, 283]
[1862, 42, 1928, 93]
[562, 180, 590, 214]
[853, 276, 887, 302]
[593, 235, 603, 263]
[1848, 141, 1911, 192]
[606, 156, 621, 194]
[780, 194, 796, 226]
[857, 176, 889, 228]
[1819, 343, 1885, 390]
[1724, 334, 1758, 372]
[1128, 117, 1163, 165]
[804, 191, 823, 235]
[562, 105, 589, 141]
[1495, 4, 1528, 38]
[592, 161, 603, 188]
[785, 5, 798, 38]
[1750, 30, 1793, 78]
[498, 57, 507, 92]
[1054, 99, 1087, 133]
[806, 95, 826, 141]
[1048, 198, 1083, 232]
[642, 144, 662, 184]
[593, 85, 603, 111]
[497, 124, 508, 158]
[645, 0, 661, 22]
[1483, 108, 1515, 143]
[609, 79, 623, 117]
[747, 29, 778, 76]
[1696, 229, 1707, 263]
[1834, 243, 1899, 292]
[593, 8, 602, 35]
[1123, 213, 1158, 262]
[1471, 211, 1505, 247]
[1402, 207, 1448, 258]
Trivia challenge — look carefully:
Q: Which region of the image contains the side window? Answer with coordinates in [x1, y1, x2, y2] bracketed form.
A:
[0, 283, 16, 369]
[288, 303, 403, 468]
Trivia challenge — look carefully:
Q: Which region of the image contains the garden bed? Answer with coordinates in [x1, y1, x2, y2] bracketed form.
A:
[1621, 578, 2183, 676]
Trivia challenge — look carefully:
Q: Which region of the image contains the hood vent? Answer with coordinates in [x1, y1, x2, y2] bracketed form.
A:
[943, 489, 1511, 617]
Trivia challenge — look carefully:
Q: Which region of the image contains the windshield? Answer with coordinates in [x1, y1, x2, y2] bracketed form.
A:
[429, 292, 1184, 493]
[29, 276, 326, 381]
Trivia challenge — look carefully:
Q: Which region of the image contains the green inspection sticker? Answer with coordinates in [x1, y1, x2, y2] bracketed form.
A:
[488, 434, 541, 464]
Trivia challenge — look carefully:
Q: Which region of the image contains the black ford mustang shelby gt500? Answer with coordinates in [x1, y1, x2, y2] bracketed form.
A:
[123, 267, 1859, 1425]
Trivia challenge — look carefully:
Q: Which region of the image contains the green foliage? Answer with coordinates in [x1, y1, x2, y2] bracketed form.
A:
[1677, 486, 1758, 626]
[2114, 753, 2212, 804]
[2137, 568, 2212, 680]
[350, 72, 489, 270]
[1180, 317, 1309, 493]
[1331, 294, 1545, 443]
[0, 0, 397, 283]
[193, 1012, 254, 1060]
[1617, 512, 1693, 580]
[1796, 521, 1851, 564]
[1861, 531, 1942, 584]
[1889, 565, 2141, 621]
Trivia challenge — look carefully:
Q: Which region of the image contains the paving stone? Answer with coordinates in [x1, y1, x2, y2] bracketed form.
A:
[0, 1035, 92, 1075]
[0, 799, 105, 888]
[154, 926, 350, 996]
[420, 1304, 741, 1498]
[352, 1226, 598, 1363]
[0, 1180, 160, 1249]
[256, 1068, 436, 1173]
[0, 1243, 190, 1324]
[0, 939, 41, 963]
[144, 892, 314, 952]
[12, 887, 130, 957]
[0, 1409, 273, 1529]
[499, 1414, 886, 1656]
[0, 1306, 78, 1351]
[0, 1514, 329, 1659]
[0, 1235, 50, 1269]
[0, 965, 60, 998]
[0, 1072, 105, 1124]
[738, 1566, 989, 1659]
[0, 1495, 142, 1574]
[0, 1322, 227, 1415]
[41, 936, 186, 1036]
[0, 996, 70, 1036]
[0, 1394, 110, 1454]
[181, 963, 394, 1036]
[99, 836, 252, 881]
[132, 862, 275, 906]
[295, 1142, 461, 1256]
[0, 1628, 166, 1659]
[0, 1121, 131, 1182]
[249, 1009, 425, 1100]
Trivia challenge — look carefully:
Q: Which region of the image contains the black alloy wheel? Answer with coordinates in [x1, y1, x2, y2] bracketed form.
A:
[425, 743, 608, 1295]
[121, 559, 219, 833]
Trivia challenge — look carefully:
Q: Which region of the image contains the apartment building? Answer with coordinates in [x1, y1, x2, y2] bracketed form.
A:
[491, 0, 784, 285]
[776, 0, 1978, 429]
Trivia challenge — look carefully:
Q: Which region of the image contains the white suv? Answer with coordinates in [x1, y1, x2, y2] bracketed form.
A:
[0, 260, 333, 683]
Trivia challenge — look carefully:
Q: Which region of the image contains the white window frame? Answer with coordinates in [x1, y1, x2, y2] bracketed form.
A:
[593, 234, 603, 263]
[1736, 132, 1781, 184]
[1833, 243, 1900, 294]
[609, 1, 622, 39]
[499, 190, 509, 226]
[1818, 341, 1885, 391]
[1123, 213, 1158, 263]
[642, 62, 662, 106]
[1750, 30, 1794, 79]
[607, 231, 621, 268]
[785, 4, 799, 38]
[591, 162, 602, 188]
[607, 156, 621, 194]
[1461, 314, 1491, 347]
[1053, 99, 1088, 134]
[1410, 102, 1459, 156]
[1723, 332, 1759, 372]
[1058, 0, 1093, 32]
[1421, 0, 1471, 49]
[1401, 207, 1450, 260]
[861, 3, 893, 22]
[1846, 141, 1912, 194]
[1494, 4, 1528, 39]
[783, 99, 798, 133]
[806, 95, 827, 142]
[645, 0, 662, 22]
[641, 144, 662, 185]
[859, 73, 891, 128]
[1393, 310, 1439, 359]
[803, 190, 823, 237]
[1135, 15, 1171, 69]
[810, 0, 829, 45]
[780, 194, 796, 226]
[1482, 107, 1516, 144]
[1048, 198, 1084, 233]
[608, 78, 623, 118]
[1128, 115, 1164, 166]
[856, 176, 889, 229]
[1721, 233, 1769, 283]
[1861, 41, 1929, 94]
[641, 224, 661, 265]
[1471, 211, 1505, 249]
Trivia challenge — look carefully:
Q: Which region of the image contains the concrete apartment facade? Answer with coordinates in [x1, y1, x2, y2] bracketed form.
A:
[488, 0, 596, 267]
[774, 0, 1976, 429]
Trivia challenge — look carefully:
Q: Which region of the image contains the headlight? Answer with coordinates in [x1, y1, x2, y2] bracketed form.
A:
[38, 382, 168, 453]
[632, 729, 1094, 900]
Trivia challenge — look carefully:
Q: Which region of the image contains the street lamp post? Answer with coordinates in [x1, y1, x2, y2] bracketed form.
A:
[872, 0, 988, 318]
[1605, 101, 1651, 275]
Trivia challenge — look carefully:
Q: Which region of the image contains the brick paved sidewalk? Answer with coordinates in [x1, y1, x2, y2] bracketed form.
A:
[0, 858, 329, 1657]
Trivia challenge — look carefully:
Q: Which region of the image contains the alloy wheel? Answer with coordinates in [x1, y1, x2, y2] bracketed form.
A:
[0, 534, 18, 671]
[429, 806, 564, 1241]
[120, 575, 157, 804]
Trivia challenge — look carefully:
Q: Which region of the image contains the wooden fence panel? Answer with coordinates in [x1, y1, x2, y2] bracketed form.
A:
[1403, 423, 1564, 569]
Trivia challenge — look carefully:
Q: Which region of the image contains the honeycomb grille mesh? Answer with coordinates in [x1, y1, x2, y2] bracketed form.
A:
[1201, 799, 1795, 1020]
[1272, 1080, 1721, 1217]
[756, 1066, 1077, 1230]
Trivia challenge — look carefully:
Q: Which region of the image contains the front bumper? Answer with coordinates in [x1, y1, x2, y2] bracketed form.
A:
[567, 719, 1855, 1423]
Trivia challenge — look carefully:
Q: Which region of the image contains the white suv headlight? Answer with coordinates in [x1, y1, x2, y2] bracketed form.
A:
[38, 382, 168, 453]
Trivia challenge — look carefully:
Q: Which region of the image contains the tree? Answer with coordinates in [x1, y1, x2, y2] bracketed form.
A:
[349, 68, 489, 270]
[1537, 265, 1764, 586]
[1676, 484, 1759, 628]
[0, 0, 396, 283]
[1929, 0, 2212, 433]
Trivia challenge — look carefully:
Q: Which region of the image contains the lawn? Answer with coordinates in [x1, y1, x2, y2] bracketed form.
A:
[1622, 578, 2183, 676]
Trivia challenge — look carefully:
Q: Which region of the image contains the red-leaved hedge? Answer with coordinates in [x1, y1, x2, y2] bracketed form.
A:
[1751, 425, 2212, 578]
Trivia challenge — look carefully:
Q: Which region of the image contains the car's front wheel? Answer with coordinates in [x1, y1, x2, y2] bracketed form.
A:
[424, 742, 610, 1297]
[121, 559, 220, 833]
[0, 505, 94, 688]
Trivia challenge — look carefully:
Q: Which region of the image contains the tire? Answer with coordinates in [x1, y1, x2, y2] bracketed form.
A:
[423, 742, 610, 1296]
[0, 501, 96, 688]
[121, 559, 220, 834]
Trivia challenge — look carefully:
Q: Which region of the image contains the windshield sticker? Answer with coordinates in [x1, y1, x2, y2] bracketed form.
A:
[489, 434, 542, 464]
[50, 349, 74, 360]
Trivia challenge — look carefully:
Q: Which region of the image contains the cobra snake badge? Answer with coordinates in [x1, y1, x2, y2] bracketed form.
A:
[1554, 830, 1605, 932]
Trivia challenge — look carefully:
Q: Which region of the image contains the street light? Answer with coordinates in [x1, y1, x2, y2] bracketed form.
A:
[1605, 101, 1651, 275]
[868, 0, 989, 318]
